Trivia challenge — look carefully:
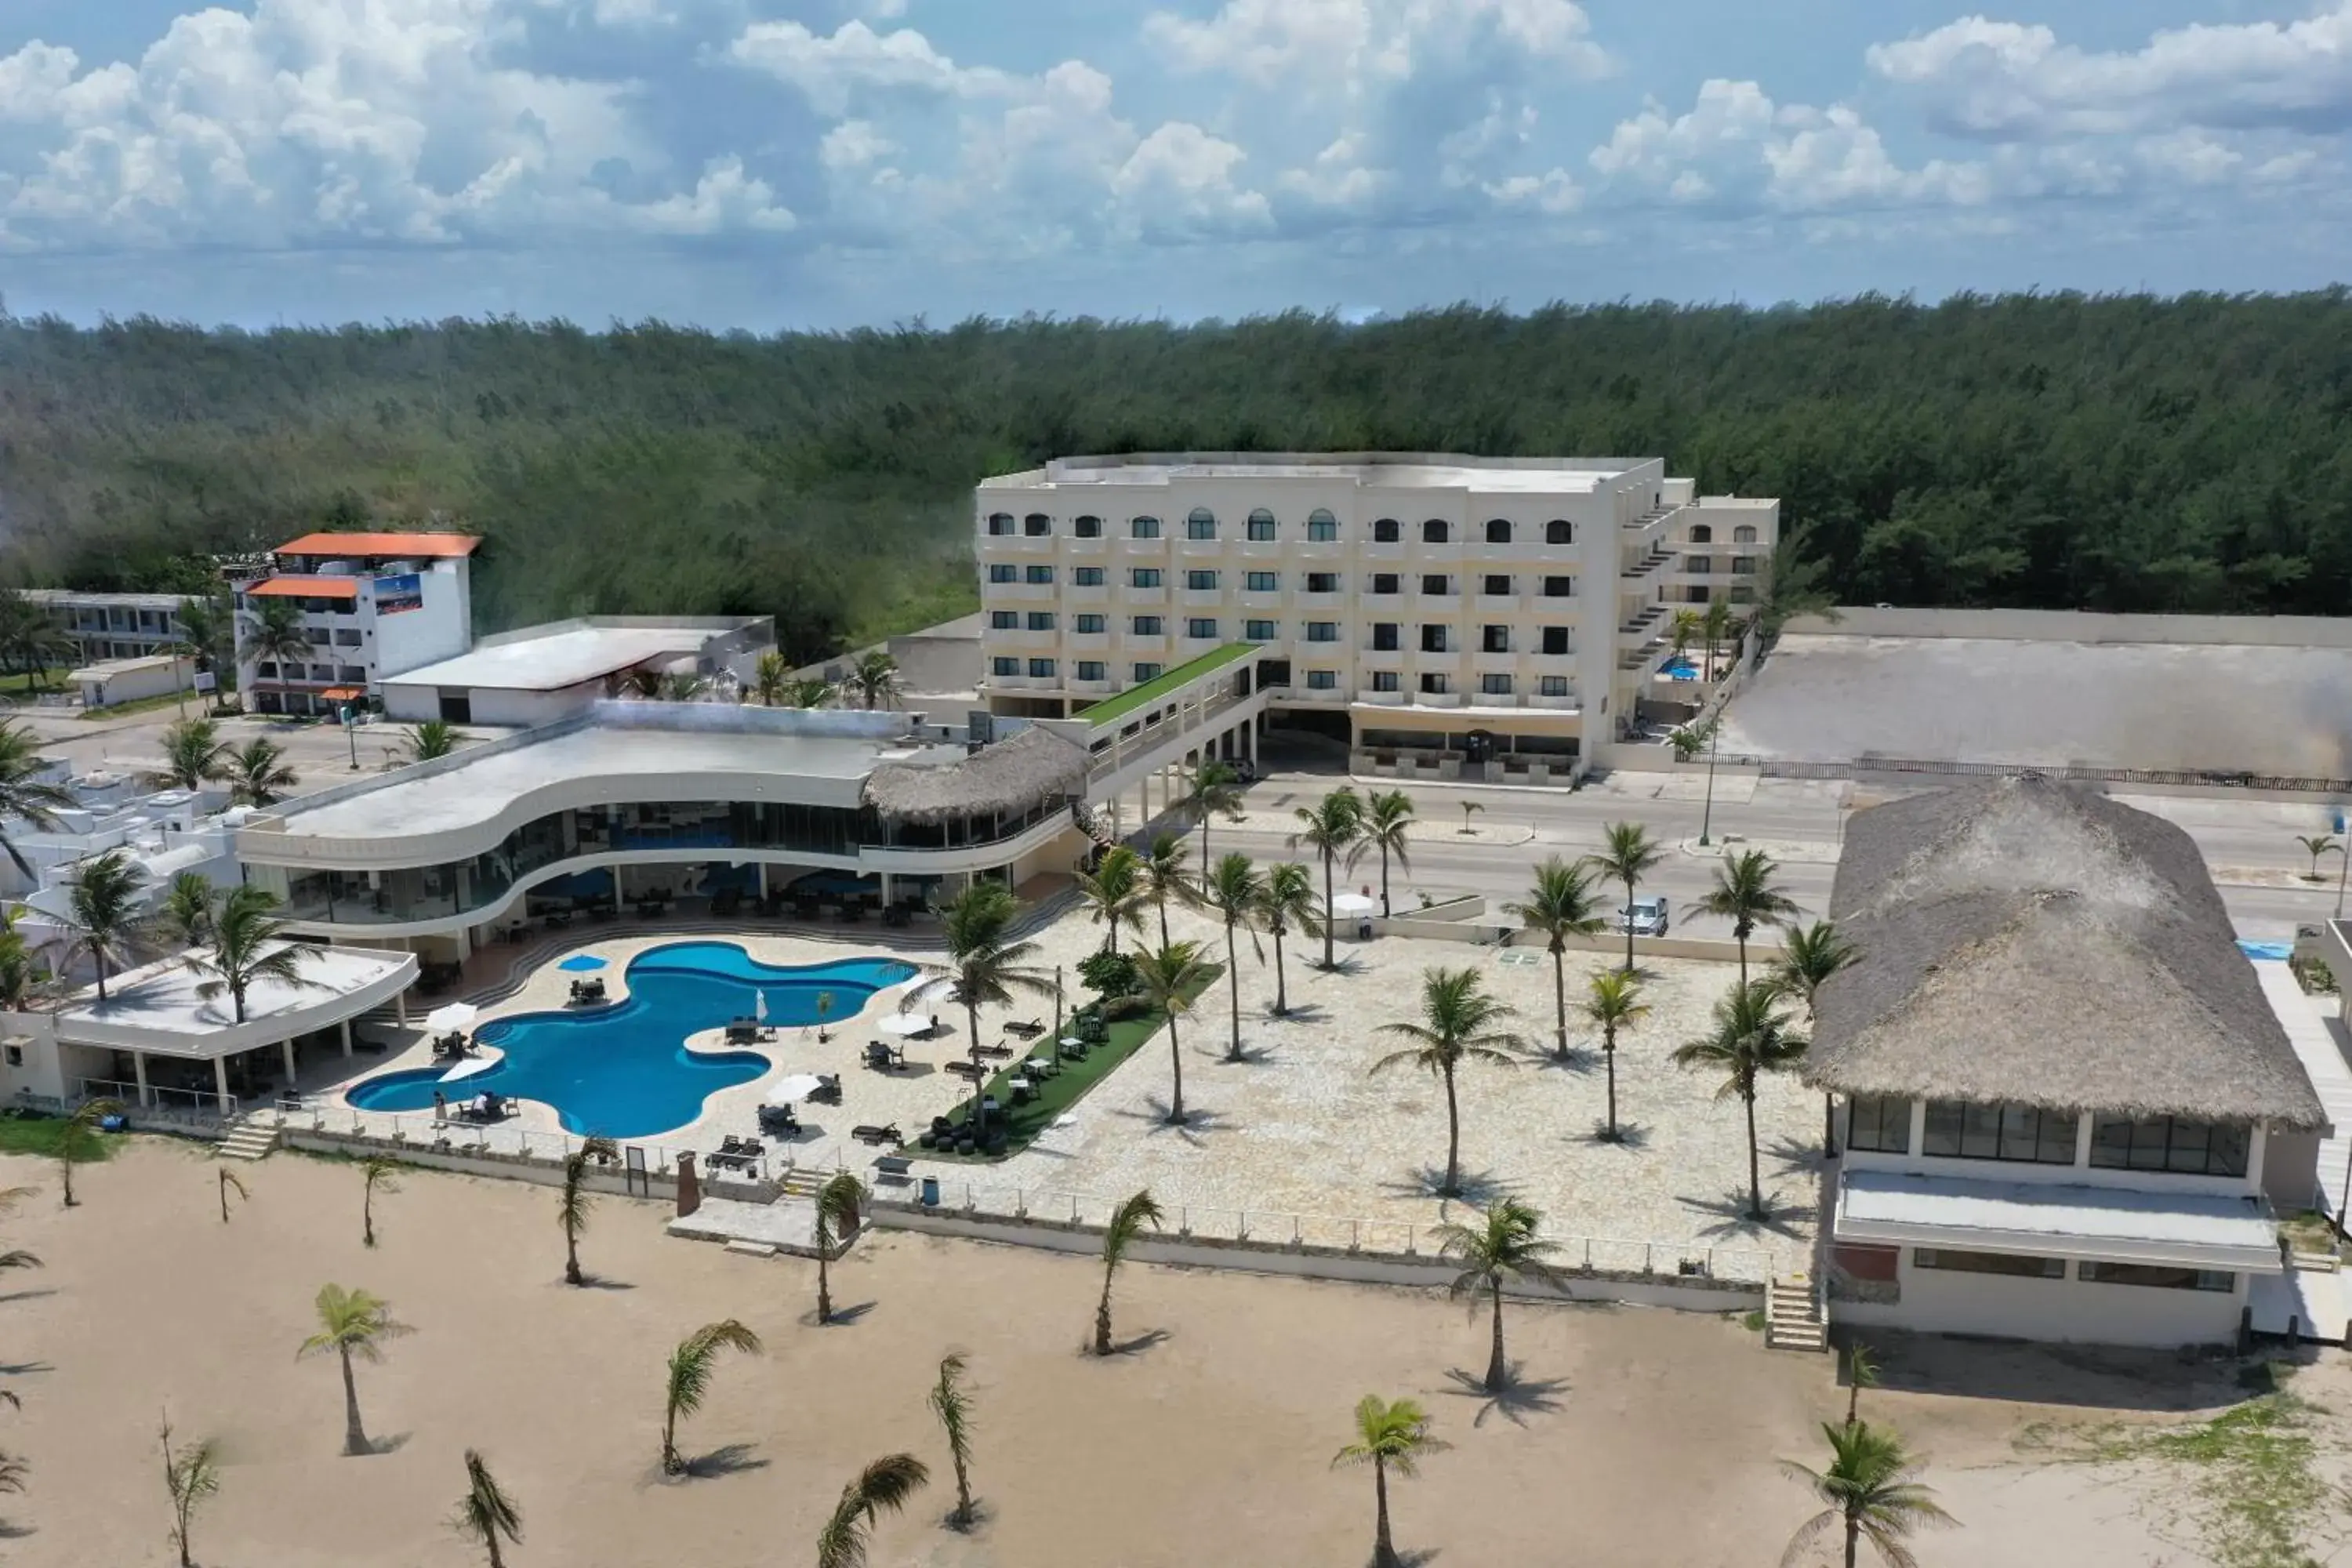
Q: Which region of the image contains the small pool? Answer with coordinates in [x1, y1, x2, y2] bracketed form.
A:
[349, 943, 918, 1138]
[1662, 658, 1700, 681]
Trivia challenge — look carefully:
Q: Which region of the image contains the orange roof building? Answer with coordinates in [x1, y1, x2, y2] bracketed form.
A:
[272, 532, 482, 560]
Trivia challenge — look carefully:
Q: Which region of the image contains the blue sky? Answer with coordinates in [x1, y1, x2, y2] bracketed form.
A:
[1, 0, 2347, 328]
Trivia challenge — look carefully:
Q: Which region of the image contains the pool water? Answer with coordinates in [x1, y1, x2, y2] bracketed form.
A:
[348, 943, 918, 1138]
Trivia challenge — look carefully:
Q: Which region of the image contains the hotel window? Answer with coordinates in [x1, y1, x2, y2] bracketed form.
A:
[1543, 575, 1574, 597]
[1187, 570, 1220, 590]
[1073, 567, 1106, 586]
[1541, 626, 1570, 655]
[1023, 513, 1051, 537]
[1846, 1096, 1911, 1154]
[1075, 614, 1106, 633]
[1484, 518, 1512, 544]
[1247, 509, 1277, 542]
[1132, 615, 1163, 635]
[1076, 660, 1106, 681]
[2089, 1116, 2251, 1178]
[1420, 625, 1449, 653]
[1027, 612, 1055, 631]
[1307, 510, 1339, 542]
[2077, 1261, 2235, 1292]
[1025, 564, 1054, 584]
[1244, 619, 1277, 641]
[1912, 1249, 2063, 1279]
[988, 564, 1018, 583]
[1419, 673, 1452, 695]
[1305, 622, 1339, 643]
[1186, 508, 1218, 539]
[1371, 670, 1400, 692]
[1479, 673, 1513, 696]
[1690, 523, 1714, 543]
[1133, 662, 1162, 681]
[1075, 514, 1104, 539]
[1373, 518, 1401, 543]
[1131, 515, 1162, 539]
[1422, 518, 1450, 544]
[1131, 568, 1163, 588]
[1922, 1101, 2079, 1165]
[1372, 623, 1399, 652]
[1731, 555, 1758, 574]
[986, 513, 1015, 535]
[1186, 618, 1220, 639]
[1483, 575, 1512, 596]
[1027, 658, 1056, 677]
[1482, 626, 1510, 654]
[1730, 586, 1755, 603]
[1305, 572, 1340, 593]
[989, 611, 1018, 630]
[1687, 556, 1714, 575]
[1246, 572, 1279, 592]
[1306, 670, 1338, 690]
[1370, 573, 1400, 595]
[1733, 524, 1758, 544]
[990, 657, 1020, 676]
[1538, 676, 1569, 697]
[1421, 574, 1450, 596]
[1545, 520, 1573, 545]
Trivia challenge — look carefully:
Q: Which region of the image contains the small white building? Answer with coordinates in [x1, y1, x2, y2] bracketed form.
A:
[69, 652, 197, 711]
[23, 590, 192, 664]
[233, 531, 478, 717]
[379, 616, 774, 727]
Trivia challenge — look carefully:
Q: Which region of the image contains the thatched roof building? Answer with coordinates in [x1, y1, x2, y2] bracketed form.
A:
[860, 725, 1087, 824]
[1803, 775, 2326, 1130]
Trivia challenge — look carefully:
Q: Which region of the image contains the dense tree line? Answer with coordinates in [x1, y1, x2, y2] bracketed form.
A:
[3, 291, 2350, 659]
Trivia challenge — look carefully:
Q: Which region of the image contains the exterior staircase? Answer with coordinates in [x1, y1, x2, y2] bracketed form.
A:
[1072, 800, 1120, 851]
[216, 1120, 280, 1163]
[1766, 1272, 1828, 1351]
[777, 1168, 828, 1201]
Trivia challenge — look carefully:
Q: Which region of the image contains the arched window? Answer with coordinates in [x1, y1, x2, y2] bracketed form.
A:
[1247, 507, 1277, 543]
[1733, 524, 1757, 544]
[1023, 513, 1051, 537]
[1186, 507, 1218, 540]
[1305, 507, 1338, 543]
[1484, 518, 1512, 544]
[1422, 518, 1450, 544]
[1544, 520, 1573, 545]
[986, 513, 1015, 536]
[1373, 518, 1400, 543]
[1131, 515, 1162, 539]
[1073, 514, 1103, 539]
[1689, 524, 1713, 544]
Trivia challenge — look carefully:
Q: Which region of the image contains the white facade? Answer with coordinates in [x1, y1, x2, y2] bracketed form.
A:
[232, 533, 477, 717]
[972, 453, 1778, 764]
[379, 617, 775, 727]
[23, 590, 191, 664]
[69, 652, 197, 710]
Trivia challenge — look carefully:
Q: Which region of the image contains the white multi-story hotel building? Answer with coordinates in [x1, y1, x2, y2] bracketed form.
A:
[972, 453, 1777, 771]
[233, 531, 477, 717]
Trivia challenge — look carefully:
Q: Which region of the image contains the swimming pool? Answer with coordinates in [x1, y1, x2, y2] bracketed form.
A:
[348, 943, 918, 1138]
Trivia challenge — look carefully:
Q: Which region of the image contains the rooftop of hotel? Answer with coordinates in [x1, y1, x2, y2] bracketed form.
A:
[385, 618, 765, 694]
[272, 530, 482, 559]
[984, 452, 1654, 494]
[55, 944, 414, 1055]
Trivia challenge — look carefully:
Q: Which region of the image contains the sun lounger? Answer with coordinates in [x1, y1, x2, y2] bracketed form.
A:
[975, 1043, 1014, 1060]
[852, 1123, 902, 1146]
[873, 1153, 914, 1181]
[1002, 1018, 1045, 1040]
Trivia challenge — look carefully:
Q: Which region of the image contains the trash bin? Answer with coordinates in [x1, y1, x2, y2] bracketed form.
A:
[920, 1174, 940, 1207]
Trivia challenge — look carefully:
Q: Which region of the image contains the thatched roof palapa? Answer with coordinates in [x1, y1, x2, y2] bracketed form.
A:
[861, 725, 1087, 825]
[1803, 775, 2326, 1130]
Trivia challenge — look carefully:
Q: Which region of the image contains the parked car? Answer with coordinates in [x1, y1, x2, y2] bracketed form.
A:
[1617, 895, 1670, 937]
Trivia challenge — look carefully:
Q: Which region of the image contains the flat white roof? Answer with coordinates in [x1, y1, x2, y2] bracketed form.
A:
[24, 590, 186, 611]
[384, 626, 722, 694]
[57, 945, 414, 1058]
[70, 653, 190, 679]
[988, 452, 1650, 495]
[1837, 1169, 2281, 1271]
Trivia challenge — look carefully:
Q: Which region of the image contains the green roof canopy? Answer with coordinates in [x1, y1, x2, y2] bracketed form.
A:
[1078, 642, 1256, 729]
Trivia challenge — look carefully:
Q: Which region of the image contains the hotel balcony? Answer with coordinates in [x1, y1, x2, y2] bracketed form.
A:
[1065, 535, 1109, 556]
[1282, 685, 1348, 705]
[1177, 536, 1225, 558]
[1360, 542, 1405, 562]
[982, 580, 1056, 602]
[1412, 648, 1462, 673]
[1181, 588, 1224, 609]
[1239, 541, 1284, 562]
[1068, 583, 1109, 604]
[1414, 591, 1463, 613]
[989, 533, 1058, 554]
[1412, 691, 1465, 709]
[1125, 634, 1169, 655]
[1067, 631, 1111, 652]
[1178, 636, 1225, 659]
[1523, 691, 1580, 710]
[986, 628, 1060, 650]
[1123, 586, 1168, 606]
[1294, 591, 1345, 613]
[1237, 590, 1282, 610]
[1474, 593, 1523, 613]
[1356, 689, 1405, 706]
[1525, 652, 1578, 676]
[1120, 536, 1170, 557]
[1359, 646, 1404, 671]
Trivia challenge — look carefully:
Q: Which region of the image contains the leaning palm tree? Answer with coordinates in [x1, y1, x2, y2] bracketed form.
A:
[1780, 1420, 1955, 1568]
[1092, 1189, 1163, 1356]
[1672, 980, 1812, 1221]
[57, 1096, 121, 1207]
[848, 650, 902, 710]
[1139, 832, 1192, 946]
[921, 882, 1055, 1116]
[927, 1352, 978, 1530]
[750, 649, 790, 707]
[812, 1171, 865, 1324]
[1504, 856, 1609, 1060]
[246, 598, 318, 708]
[1775, 920, 1860, 1156]
[1197, 853, 1265, 1062]
[156, 870, 220, 949]
[1289, 786, 1365, 969]
[659, 1319, 763, 1475]
[1331, 1395, 1446, 1568]
[183, 884, 318, 1024]
[815, 1453, 928, 1568]
[1588, 822, 1664, 975]
[559, 1135, 618, 1284]
[1360, 789, 1415, 917]
[60, 848, 149, 1001]
[176, 593, 230, 681]
[1844, 1341, 1881, 1428]
[1132, 941, 1211, 1125]
[1700, 848, 1802, 983]
[452, 1448, 524, 1568]
[0, 719, 70, 880]
[1581, 968, 1650, 1142]
[1255, 861, 1321, 1018]
[1075, 844, 1146, 955]
[160, 1414, 222, 1568]
[361, 1154, 400, 1247]
[1435, 1198, 1565, 1393]
[296, 1283, 412, 1457]
[149, 717, 232, 792]
[1372, 967, 1521, 1198]
[223, 737, 299, 807]
[1179, 757, 1245, 862]
[402, 719, 470, 763]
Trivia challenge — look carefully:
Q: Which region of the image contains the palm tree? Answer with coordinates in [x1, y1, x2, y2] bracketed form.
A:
[60, 848, 149, 1000]
[659, 1319, 763, 1475]
[223, 737, 299, 807]
[296, 1283, 412, 1457]
[1075, 844, 1145, 955]
[1197, 853, 1264, 1062]
[1701, 848, 1802, 983]
[1588, 822, 1664, 975]
[1669, 606, 1704, 662]
[813, 1171, 865, 1324]
[452, 1449, 524, 1568]
[1132, 941, 1210, 1125]
[815, 1453, 928, 1568]
[848, 650, 902, 710]
[927, 1352, 978, 1530]
[2297, 833, 2343, 880]
[1362, 789, 1414, 916]
[1139, 832, 1192, 946]
[1844, 1341, 1881, 1428]
[1581, 969, 1650, 1142]
[1092, 1189, 1163, 1355]
[1179, 758, 1245, 862]
[1331, 1395, 1446, 1568]
[1672, 980, 1811, 1221]
[750, 649, 790, 706]
[361, 1155, 400, 1247]
[0, 720, 71, 880]
[0, 931, 37, 1011]
[780, 676, 834, 708]
[1256, 861, 1320, 1018]
[1776, 920, 1859, 1156]
[1372, 968, 1521, 1198]
[176, 593, 230, 680]
[246, 598, 318, 706]
[1504, 856, 1608, 1060]
[1289, 786, 1364, 969]
[1457, 800, 1483, 836]
[924, 882, 1054, 1116]
[57, 1097, 121, 1207]
[217, 1166, 247, 1224]
[159, 1414, 221, 1568]
[156, 870, 220, 948]
[559, 1135, 618, 1284]
[1780, 1420, 1955, 1568]
[1435, 1198, 1564, 1392]
[1701, 597, 1734, 682]
[659, 671, 710, 703]
[183, 884, 318, 1024]
[150, 717, 231, 791]
[402, 719, 470, 763]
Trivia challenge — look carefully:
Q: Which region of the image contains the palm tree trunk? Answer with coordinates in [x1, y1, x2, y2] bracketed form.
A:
[1373, 1457, 1396, 1568]
[1621, 876, 1635, 973]
[1272, 927, 1289, 1015]
[818, 1243, 833, 1324]
[565, 1228, 582, 1286]
[487, 1528, 506, 1568]
[1094, 1269, 1115, 1355]
[1549, 946, 1567, 1060]
[339, 1345, 368, 1456]
[1379, 844, 1391, 918]
[966, 1000, 985, 1119]
[1157, 894, 1168, 947]
[1824, 1091, 1839, 1158]
[1604, 1031, 1619, 1138]
[1486, 1276, 1508, 1392]
[96, 952, 110, 1002]
[364, 1187, 376, 1247]
[1442, 1061, 1462, 1196]
[60, 1152, 74, 1207]
[1321, 852, 1336, 968]
[1736, 930, 1748, 985]
[1843, 1512, 1860, 1568]
[1225, 920, 1242, 1061]
[1744, 1088, 1763, 1220]
[1166, 1011, 1185, 1124]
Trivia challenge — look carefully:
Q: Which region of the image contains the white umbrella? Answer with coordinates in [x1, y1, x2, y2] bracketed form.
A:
[754, 989, 768, 1024]
[876, 1012, 929, 1037]
[1331, 892, 1378, 917]
[764, 1073, 825, 1106]
[440, 1054, 499, 1083]
[425, 1002, 478, 1034]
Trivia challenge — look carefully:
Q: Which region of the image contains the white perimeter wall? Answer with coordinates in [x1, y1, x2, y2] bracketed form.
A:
[1842, 1250, 2248, 1348]
[1784, 607, 2352, 650]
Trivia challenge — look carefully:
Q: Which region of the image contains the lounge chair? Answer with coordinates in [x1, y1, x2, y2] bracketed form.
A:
[1002, 1018, 1045, 1040]
[852, 1123, 902, 1147]
[975, 1043, 1014, 1061]
[808, 1074, 843, 1104]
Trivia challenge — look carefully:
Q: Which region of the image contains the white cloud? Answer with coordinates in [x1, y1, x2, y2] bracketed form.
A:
[725, 19, 1012, 114]
[1484, 167, 1581, 214]
[1112, 122, 1272, 236]
[1146, 0, 1606, 88]
[818, 118, 896, 172]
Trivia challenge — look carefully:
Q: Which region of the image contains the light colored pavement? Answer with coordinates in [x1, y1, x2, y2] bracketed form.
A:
[12, 704, 505, 797]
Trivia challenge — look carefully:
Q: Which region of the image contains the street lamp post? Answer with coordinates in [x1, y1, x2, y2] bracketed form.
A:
[1697, 706, 1722, 848]
[343, 706, 359, 771]
[2336, 822, 2350, 920]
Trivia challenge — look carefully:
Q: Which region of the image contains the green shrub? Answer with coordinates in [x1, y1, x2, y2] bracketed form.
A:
[1077, 949, 1140, 999]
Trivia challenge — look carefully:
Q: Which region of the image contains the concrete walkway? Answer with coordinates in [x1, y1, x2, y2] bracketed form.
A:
[2256, 961, 2352, 1218]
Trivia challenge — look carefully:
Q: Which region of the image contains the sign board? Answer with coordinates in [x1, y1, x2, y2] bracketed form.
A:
[191, 670, 217, 693]
[372, 573, 423, 615]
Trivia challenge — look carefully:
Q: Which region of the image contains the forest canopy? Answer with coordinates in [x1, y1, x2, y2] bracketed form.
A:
[3, 291, 2349, 662]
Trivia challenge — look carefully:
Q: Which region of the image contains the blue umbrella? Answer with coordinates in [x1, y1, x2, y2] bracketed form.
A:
[558, 954, 608, 973]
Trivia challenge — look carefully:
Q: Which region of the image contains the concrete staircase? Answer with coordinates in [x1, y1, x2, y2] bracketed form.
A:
[1766, 1272, 1828, 1352]
[777, 1168, 828, 1201]
[216, 1121, 280, 1163]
